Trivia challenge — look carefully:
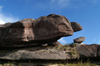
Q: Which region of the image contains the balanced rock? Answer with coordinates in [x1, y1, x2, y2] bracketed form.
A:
[71, 22, 83, 32]
[74, 37, 85, 43]
[0, 14, 83, 48]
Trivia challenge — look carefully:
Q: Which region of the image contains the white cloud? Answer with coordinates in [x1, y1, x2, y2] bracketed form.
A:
[51, 0, 99, 9]
[35, 0, 98, 10]
[58, 38, 67, 44]
[0, 6, 19, 24]
[0, 20, 5, 24]
[50, 0, 70, 9]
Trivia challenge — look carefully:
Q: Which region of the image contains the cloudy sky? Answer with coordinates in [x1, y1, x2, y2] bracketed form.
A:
[0, 0, 100, 44]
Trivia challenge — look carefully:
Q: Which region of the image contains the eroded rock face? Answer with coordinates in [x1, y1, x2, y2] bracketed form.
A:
[71, 22, 83, 32]
[74, 37, 85, 43]
[76, 44, 100, 58]
[0, 14, 83, 48]
[0, 49, 69, 60]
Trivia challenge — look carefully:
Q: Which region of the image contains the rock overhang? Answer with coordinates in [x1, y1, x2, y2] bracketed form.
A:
[0, 14, 83, 48]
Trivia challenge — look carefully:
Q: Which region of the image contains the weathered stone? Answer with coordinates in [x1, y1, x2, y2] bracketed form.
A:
[71, 22, 83, 32]
[0, 49, 70, 60]
[1, 44, 100, 60]
[0, 14, 83, 48]
[74, 37, 85, 43]
[76, 44, 100, 58]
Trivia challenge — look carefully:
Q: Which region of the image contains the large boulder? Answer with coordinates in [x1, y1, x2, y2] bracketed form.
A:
[71, 22, 83, 32]
[74, 37, 85, 43]
[0, 48, 70, 60]
[76, 44, 100, 58]
[0, 14, 82, 48]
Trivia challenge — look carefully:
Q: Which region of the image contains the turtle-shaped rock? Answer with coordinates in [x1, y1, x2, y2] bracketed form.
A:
[0, 14, 83, 48]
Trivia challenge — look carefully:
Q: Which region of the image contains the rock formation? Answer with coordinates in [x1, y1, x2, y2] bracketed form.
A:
[1, 14, 94, 65]
[74, 37, 85, 43]
[76, 44, 100, 58]
[71, 22, 83, 32]
[0, 14, 100, 66]
[0, 14, 83, 48]
[0, 48, 70, 60]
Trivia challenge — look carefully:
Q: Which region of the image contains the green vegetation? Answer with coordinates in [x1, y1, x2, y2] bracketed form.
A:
[0, 60, 97, 66]
[64, 60, 96, 66]
[55, 44, 70, 51]
[54, 43, 79, 59]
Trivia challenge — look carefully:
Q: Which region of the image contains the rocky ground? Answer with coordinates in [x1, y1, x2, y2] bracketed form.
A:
[0, 14, 100, 66]
[0, 44, 100, 66]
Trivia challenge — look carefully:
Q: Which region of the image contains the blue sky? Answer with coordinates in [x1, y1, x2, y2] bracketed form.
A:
[0, 0, 100, 45]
